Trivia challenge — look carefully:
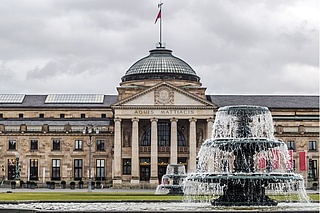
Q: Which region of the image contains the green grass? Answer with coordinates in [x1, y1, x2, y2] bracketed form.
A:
[0, 192, 183, 201]
[0, 192, 318, 202]
[269, 193, 319, 201]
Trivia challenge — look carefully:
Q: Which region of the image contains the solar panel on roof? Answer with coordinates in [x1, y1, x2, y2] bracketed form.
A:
[45, 94, 104, 103]
[0, 94, 25, 103]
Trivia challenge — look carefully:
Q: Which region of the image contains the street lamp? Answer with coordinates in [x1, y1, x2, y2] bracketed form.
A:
[83, 124, 99, 192]
[15, 153, 20, 180]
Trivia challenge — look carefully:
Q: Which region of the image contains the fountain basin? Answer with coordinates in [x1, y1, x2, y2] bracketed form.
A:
[184, 105, 310, 206]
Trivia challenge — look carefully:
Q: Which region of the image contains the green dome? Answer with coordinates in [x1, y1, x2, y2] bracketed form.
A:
[121, 48, 200, 82]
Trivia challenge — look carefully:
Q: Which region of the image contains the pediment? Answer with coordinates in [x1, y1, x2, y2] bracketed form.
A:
[112, 82, 216, 107]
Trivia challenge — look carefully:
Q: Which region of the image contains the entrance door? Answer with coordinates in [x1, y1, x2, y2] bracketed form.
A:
[140, 166, 150, 181]
[7, 159, 16, 180]
[158, 166, 167, 183]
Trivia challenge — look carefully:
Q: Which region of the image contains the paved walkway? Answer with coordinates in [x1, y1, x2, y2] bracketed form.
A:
[1, 185, 319, 194]
[0, 187, 318, 212]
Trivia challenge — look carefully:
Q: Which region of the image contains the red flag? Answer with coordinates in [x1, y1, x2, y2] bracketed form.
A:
[286, 150, 293, 170]
[154, 9, 161, 24]
[299, 151, 306, 171]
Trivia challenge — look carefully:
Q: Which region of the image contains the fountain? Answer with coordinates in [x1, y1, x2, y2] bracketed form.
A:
[184, 105, 309, 206]
[155, 164, 187, 195]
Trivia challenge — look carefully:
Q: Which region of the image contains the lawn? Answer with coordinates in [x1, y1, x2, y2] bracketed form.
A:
[0, 192, 318, 202]
[0, 192, 183, 201]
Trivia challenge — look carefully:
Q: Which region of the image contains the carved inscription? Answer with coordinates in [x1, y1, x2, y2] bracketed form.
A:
[134, 109, 195, 115]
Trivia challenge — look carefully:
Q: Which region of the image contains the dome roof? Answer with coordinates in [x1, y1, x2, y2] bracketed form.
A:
[121, 48, 200, 82]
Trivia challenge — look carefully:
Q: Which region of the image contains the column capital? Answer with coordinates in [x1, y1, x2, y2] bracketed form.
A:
[170, 117, 178, 123]
[114, 117, 122, 123]
[150, 117, 158, 122]
[132, 117, 139, 122]
[189, 117, 197, 123]
[207, 117, 214, 122]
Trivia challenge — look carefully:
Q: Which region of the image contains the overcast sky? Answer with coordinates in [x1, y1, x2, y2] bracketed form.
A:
[0, 0, 318, 95]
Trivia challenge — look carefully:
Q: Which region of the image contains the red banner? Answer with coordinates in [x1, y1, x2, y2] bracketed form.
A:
[286, 150, 293, 170]
[272, 149, 280, 169]
[299, 151, 306, 171]
[257, 153, 266, 169]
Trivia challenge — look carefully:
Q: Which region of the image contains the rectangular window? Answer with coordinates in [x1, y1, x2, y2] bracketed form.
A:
[0, 113, 3, 118]
[8, 140, 16, 150]
[19, 113, 23, 118]
[96, 159, 105, 181]
[52, 159, 60, 180]
[60, 113, 65, 118]
[292, 160, 296, 172]
[101, 114, 106, 118]
[140, 157, 151, 165]
[74, 159, 83, 181]
[308, 160, 317, 181]
[122, 159, 131, 175]
[30, 159, 39, 180]
[39, 113, 44, 118]
[52, 139, 61, 150]
[74, 140, 83, 150]
[158, 157, 169, 164]
[81, 113, 85, 118]
[30, 140, 38, 150]
[309, 141, 317, 151]
[96, 140, 105, 151]
[287, 141, 295, 150]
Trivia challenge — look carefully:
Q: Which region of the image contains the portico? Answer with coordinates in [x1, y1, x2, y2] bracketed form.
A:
[112, 78, 215, 186]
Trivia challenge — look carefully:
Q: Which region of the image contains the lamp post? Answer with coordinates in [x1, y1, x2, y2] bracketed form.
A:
[83, 124, 99, 192]
[15, 153, 20, 180]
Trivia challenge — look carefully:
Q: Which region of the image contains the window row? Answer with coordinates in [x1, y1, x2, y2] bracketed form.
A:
[0, 113, 108, 119]
[7, 159, 106, 181]
[284, 159, 318, 181]
[121, 157, 188, 175]
[287, 140, 317, 151]
[7, 139, 107, 151]
[140, 122, 186, 146]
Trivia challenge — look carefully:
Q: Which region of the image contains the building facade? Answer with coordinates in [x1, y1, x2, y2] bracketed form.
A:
[0, 46, 319, 189]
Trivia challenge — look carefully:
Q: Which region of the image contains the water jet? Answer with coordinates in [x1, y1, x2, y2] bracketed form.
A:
[184, 105, 309, 206]
[155, 164, 187, 195]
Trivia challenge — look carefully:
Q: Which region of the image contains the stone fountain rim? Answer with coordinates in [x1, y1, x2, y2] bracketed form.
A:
[186, 172, 304, 180]
[218, 105, 269, 112]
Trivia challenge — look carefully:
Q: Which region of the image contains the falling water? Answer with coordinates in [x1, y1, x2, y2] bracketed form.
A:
[184, 105, 309, 206]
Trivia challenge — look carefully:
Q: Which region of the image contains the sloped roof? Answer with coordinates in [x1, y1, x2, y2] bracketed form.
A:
[0, 95, 118, 108]
[0, 94, 318, 109]
[209, 95, 319, 109]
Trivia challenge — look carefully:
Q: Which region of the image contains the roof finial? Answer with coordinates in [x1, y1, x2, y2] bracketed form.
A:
[155, 1, 165, 48]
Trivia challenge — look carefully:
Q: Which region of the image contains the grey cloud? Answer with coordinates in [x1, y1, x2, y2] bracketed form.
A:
[0, 0, 318, 95]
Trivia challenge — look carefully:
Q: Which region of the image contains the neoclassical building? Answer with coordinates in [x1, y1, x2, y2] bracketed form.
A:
[0, 46, 319, 189]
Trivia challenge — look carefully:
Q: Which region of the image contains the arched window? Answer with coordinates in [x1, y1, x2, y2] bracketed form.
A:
[158, 123, 170, 146]
[177, 129, 186, 146]
[141, 127, 151, 146]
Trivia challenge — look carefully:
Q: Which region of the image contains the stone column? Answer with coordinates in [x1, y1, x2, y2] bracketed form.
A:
[113, 118, 122, 185]
[131, 118, 140, 184]
[189, 117, 197, 172]
[170, 118, 178, 164]
[206, 117, 214, 139]
[150, 118, 158, 184]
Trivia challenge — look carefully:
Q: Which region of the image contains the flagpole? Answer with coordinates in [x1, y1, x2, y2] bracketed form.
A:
[158, 2, 163, 48]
